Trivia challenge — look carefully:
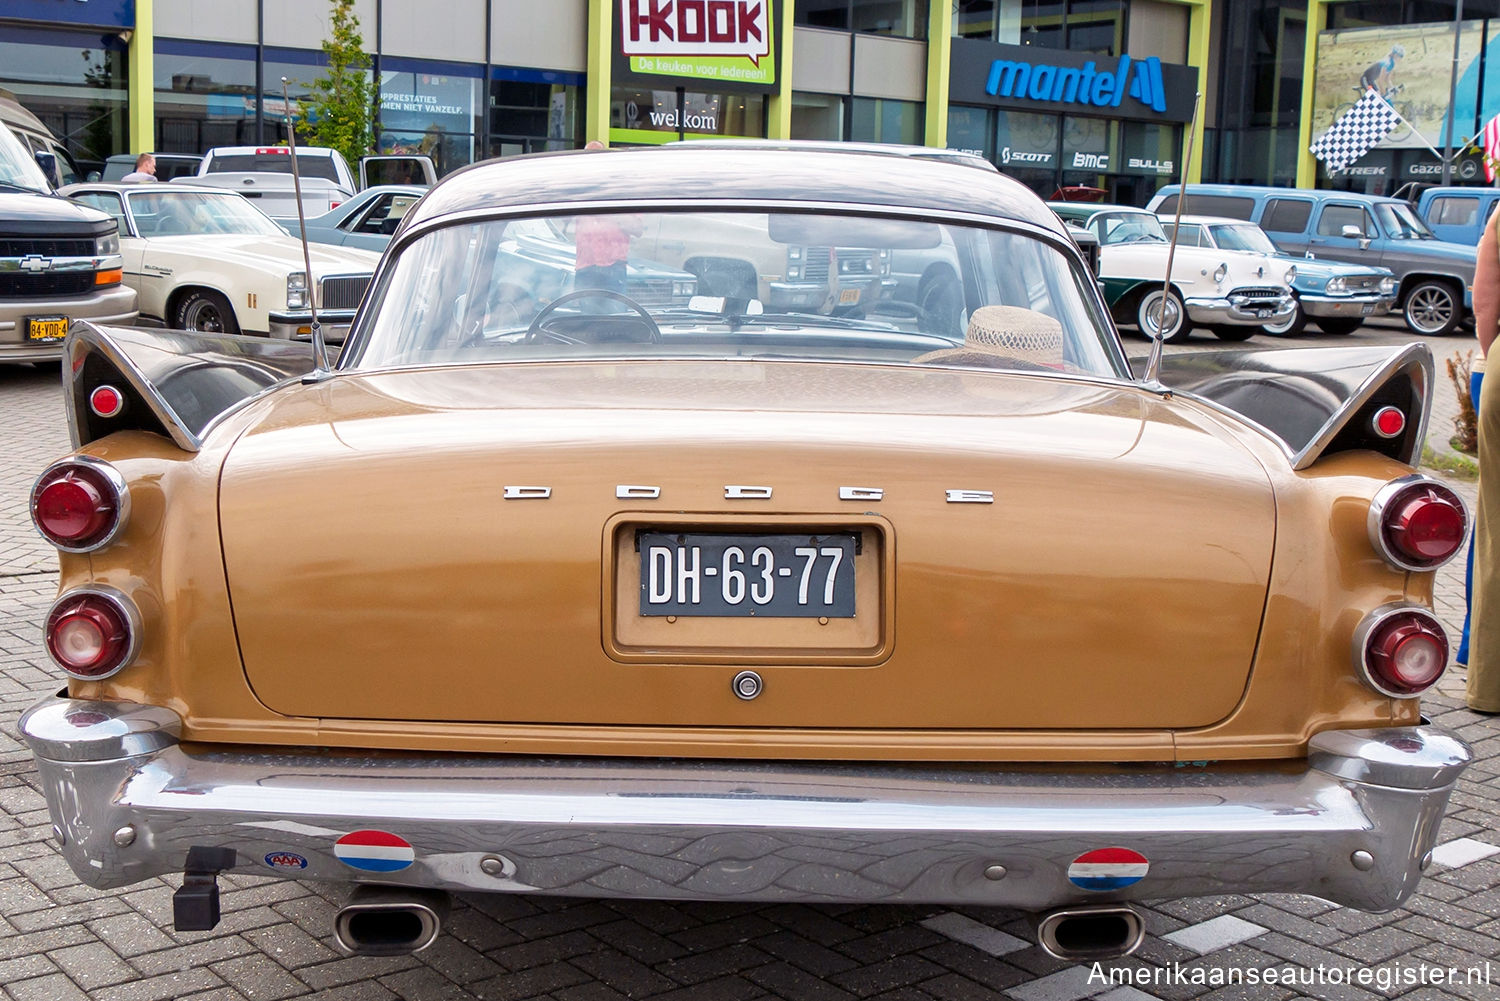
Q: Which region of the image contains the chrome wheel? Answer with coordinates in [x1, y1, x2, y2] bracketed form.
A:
[1260, 299, 1306, 336]
[1136, 288, 1189, 343]
[1403, 281, 1460, 336]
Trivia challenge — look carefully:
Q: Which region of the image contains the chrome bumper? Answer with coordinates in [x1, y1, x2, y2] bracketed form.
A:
[266, 310, 356, 340]
[21, 695, 1470, 912]
[1300, 294, 1396, 318]
[1185, 292, 1295, 325]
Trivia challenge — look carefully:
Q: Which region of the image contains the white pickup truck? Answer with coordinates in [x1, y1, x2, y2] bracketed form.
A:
[184, 147, 435, 219]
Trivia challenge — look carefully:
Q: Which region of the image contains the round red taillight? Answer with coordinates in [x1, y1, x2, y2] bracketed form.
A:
[1357, 607, 1449, 697]
[89, 384, 124, 418]
[44, 591, 137, 680]
[1368, 476, 1468, 571]
[30, 459, 128, 552]
[1371, 405, 1406, 439]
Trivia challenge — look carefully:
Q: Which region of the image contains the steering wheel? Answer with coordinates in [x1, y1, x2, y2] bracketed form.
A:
[525, 288, 661, 344]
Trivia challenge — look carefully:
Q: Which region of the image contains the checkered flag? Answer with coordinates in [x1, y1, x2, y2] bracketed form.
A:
[1310, 89, 1401, 173]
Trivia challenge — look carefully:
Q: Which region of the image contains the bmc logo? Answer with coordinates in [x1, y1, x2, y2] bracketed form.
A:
[1072, 152, 1109, 169]
[622, 0, 770, 62]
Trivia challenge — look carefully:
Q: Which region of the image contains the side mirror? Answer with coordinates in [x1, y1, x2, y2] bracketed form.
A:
[33, 150, 60, 188]
[85, 170, 101, 182]
[1341, 224, 1364, 239]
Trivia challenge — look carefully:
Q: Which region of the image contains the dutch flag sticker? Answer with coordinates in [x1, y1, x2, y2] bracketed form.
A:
[1067, 847, 1149, 891]
[333, 830, 415, 873]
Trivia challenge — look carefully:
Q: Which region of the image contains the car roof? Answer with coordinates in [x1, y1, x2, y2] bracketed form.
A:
[1163, 215, 1260, 226]
[406, 147, 1065, 237]
[204, 145, 338, 156]
[663, 138, 1000, 171]
[1157, 183, 1408, 206]
[61, 182, 253, 196]
[1048, 202, 1152, 220]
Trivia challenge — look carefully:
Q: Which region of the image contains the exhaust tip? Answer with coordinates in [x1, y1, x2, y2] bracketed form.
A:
[1037, 904, 1145, 962]
[333, 886, 449, 956]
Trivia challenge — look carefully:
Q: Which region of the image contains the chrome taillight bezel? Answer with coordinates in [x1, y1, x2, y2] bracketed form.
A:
[1352, 602, 1450, 698]
[1366, 474, 1469, 572]
[43, 585, 141, 681]
[29, 456, 131, 553]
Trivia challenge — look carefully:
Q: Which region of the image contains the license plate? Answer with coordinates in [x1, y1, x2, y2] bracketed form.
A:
[26, 316, 67, 341]
[1256, 308, 1273, 319]
[838, 288, 862, 305]
[1362, 303, 1375, 314]
[639, 532, 857, 617]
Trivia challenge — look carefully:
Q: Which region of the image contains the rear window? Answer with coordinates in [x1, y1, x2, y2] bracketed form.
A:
[205, 153, 339, 181]
[1427, 196, 1479, 227]
[1156, 194, 1255, 220]
[1261, 198, 1314, 234]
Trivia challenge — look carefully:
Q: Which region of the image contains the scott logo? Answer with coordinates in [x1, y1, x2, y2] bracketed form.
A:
[622, 0, 770, 63]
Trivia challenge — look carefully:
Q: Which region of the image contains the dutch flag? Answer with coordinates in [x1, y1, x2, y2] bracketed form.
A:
[1067, 847, 1150, 891]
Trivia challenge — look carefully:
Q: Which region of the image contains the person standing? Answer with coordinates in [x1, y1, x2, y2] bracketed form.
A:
[120, 153, 156, 183]
[1467, 209, 1498, 714]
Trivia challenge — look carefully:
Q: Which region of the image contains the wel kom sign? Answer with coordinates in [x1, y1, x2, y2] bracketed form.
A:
[615, 0, 781, 92]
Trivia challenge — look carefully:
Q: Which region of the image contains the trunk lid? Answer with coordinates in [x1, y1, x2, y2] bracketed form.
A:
[220, 362, 1274, 730]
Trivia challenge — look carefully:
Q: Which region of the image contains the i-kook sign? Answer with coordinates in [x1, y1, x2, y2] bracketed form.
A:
[617, 0, 779, 89]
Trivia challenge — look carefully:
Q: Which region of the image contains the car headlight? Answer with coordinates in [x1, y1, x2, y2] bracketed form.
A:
[1380, 276, 1397, 294]
[1283, 265, 1297, 284]
[788, 247, 803, 261]
[1325, 276, 1346, 294]
[787, 264, 801, 280]
[1213, 263, 1228, 283]
[673, 279, 696, 297]
[95, 232, 119, 256]
[287, 271, 308, 310]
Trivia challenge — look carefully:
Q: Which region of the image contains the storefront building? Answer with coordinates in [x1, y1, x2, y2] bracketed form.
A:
[1, 0, 1497, 203]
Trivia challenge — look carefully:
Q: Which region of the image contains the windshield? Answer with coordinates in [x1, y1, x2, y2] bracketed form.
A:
[1208, 223, 1279, 255]
[0, 121, 50, 192]
[349, 209, 1123, 379]
[125, 189, 288, 237]
[1097, 212, 1167, 245]
[1376, 202, 1435, 240]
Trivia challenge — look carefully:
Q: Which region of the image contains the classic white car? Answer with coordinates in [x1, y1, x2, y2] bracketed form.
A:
[60, 183, 381, 339]
[1051, 202, 1295, 343]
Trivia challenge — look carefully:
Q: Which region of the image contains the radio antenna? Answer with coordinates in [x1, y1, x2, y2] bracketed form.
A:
[1144, 90, 1203, 388]
[282, 77, 332, 382]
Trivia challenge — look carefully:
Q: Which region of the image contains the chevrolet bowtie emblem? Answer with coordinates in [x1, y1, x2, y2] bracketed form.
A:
[19, 255, 52, 272]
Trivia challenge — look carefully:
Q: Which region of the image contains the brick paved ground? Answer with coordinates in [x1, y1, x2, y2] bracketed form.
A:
[1, 327, 1496, 1001]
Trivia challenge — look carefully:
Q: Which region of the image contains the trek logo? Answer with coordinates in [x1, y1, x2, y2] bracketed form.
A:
[986, 54, 1167, 114]
[622, 0, 770, 64]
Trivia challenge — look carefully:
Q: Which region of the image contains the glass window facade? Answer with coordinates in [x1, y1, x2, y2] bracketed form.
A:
[154, 41, 258, 153]
[796, 0, 930, 38]
[611, 87, 765, 142]
[378, 62, 483, 176]
[790, 92, 846, 140]
[0, 26, 128, 167]
[849, 97, 922, 143]
[957, 1, 1123, 54]
[489, 75, 584, 157]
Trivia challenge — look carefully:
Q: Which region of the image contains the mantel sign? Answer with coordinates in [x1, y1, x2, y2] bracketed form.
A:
[614, 0, 782, 94]
[950, 38, 1198, 124]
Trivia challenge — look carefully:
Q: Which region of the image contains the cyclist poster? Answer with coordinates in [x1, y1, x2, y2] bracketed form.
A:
[1312, 22, 1488, 151]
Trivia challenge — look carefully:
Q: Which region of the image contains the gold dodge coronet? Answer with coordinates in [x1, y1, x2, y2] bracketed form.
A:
[20, 146, 1471, 962]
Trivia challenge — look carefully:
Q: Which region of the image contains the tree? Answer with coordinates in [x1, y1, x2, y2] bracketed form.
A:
[299, 0, 374, 165]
